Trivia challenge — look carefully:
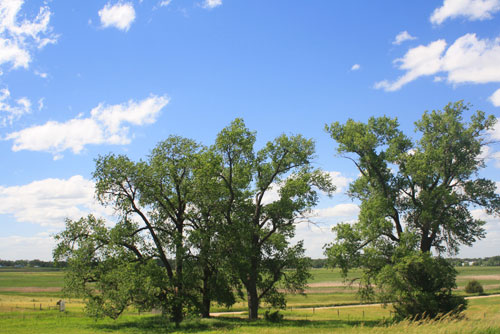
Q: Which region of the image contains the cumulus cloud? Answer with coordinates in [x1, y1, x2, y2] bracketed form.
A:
[490, 118, 500, 141]
[325, 171, 352, 194]
[392, 31, 417, 45]
[99, 2, 136, 31]
[0, 88, 31, 126]
[375, 33, 500, 93]
[430, 0, 500, 25]
[0, 234, 56, 261]
[0, 175, 112, 227]
[260, 171, 351, 205]
[202, 0, 222, 9]
[351, 64, 360, 71]
[5, 95, 169, 158]
[490, 88, 500, 107]
[374, 40, 446, 92]
[0, 0, 56, 71]
[292, 203, 359, 258]
[312, 203, 360, 220]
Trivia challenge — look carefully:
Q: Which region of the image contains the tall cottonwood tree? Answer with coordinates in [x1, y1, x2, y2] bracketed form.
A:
[55, 137, 206, 324]
[324, 101, 500, 318]
[213, 119, 336, 319]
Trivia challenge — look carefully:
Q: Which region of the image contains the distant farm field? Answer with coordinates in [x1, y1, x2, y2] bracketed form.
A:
[1, 266, 500, 333]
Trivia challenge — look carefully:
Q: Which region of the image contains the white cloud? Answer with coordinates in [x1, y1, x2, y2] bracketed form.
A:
[375, 40, 446, 92]
[202, 0, 222, 9]
[326, 171, 352, 194]
[0, 235, 56, 261]
[0, 88, 31, 126]
[0, 175, 111, 227]
[490, 88, 500, 106]
[5, 95, 169, 158]
[351, 64, 360, 71]
[375, 34, 500, 92]
[293, 203, 360, 258]
[34, 70, 47, 78]
[492, 151, 500, 167]
[490, 118, 500, 141]
[0, 0, 56, 71]
[312, 203, 360, 220]
[159, 0, 172, 7]
[37, 97, 44, 111]
[99, 2, 136, 31]
[392, 31, 417, 45]
[430, 0, 500, 25]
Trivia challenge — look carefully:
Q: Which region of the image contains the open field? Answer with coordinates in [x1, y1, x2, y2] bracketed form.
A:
[1, 267, 500, 333]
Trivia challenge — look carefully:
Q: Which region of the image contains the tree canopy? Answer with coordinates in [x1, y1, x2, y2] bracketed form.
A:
[324, 101, 500, 319]
[54, 118, 335, 322]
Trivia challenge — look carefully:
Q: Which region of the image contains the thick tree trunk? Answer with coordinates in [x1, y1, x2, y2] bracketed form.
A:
[420, 233, 432, 252]
[247, 244, 260, 320]
[247, 278, 259, 320]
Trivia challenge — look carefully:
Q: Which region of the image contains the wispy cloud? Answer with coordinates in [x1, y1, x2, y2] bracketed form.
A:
[392, 31, 417, 45]
[202, 0, 222, 9]
[0, 88, 31, 126]
[351, 64, 360, 71]
[5, 95, 169, 158]
[431, 0, 500, 25]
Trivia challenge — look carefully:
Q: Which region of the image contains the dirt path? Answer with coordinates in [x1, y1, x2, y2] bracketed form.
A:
[210, 293, 500, 316]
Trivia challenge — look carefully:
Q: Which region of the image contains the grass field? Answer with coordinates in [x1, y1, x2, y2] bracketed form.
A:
[1, 266, 500, 333]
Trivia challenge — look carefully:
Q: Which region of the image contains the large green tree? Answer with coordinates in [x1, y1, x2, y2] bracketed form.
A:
[324, 101, 500, 319]
[213, 119, 336, 319]
[54, 136, 228, 324]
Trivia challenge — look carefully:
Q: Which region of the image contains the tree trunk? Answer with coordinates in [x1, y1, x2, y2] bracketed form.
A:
[247, 246, 260, 320]
[247, 277, 259, 320]
[201, 267, 211, 318]
[172, 224, 184, 325]
[420, 234, 432, 252]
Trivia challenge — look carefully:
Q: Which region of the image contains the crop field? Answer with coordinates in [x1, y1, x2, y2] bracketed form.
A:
[1, 266, 500, 333]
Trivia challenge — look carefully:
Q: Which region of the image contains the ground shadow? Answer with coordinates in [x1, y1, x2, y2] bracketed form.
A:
[91, 315, 383, 333]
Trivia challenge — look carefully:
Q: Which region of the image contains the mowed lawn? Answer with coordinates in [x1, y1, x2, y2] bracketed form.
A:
[1, 266, 500, 333]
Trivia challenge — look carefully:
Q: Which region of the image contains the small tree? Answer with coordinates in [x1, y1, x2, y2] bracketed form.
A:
[465, 280, 484, 294]
[325, 101, 500, 319]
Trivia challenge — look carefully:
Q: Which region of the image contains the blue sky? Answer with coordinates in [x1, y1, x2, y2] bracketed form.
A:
[1, 0, 500, 260]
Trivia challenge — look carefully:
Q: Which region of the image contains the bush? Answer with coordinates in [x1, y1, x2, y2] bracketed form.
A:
[264, 310, 283, 322]
[377, 252, 467, 321]
[465, 280, 484, 294]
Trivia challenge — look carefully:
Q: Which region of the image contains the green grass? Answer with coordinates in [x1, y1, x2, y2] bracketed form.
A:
[1, 297, 500, 333]
[0, 272, 64, 288]
[1, 266, 500, 333]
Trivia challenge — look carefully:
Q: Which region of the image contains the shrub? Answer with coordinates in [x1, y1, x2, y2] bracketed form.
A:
[465, 280, 484, 294]
[377, 252, 467, 321]
[264, 310, 283, 322]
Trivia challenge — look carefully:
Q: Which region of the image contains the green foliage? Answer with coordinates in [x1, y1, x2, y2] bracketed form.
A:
[324, 101, 499, 320]
[465, 280, 484, 294]
[212, 119, 336, 319]
[54, 118, 334, 323]
[377, 252, 467, 320]
[264, 309, 284, 322]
